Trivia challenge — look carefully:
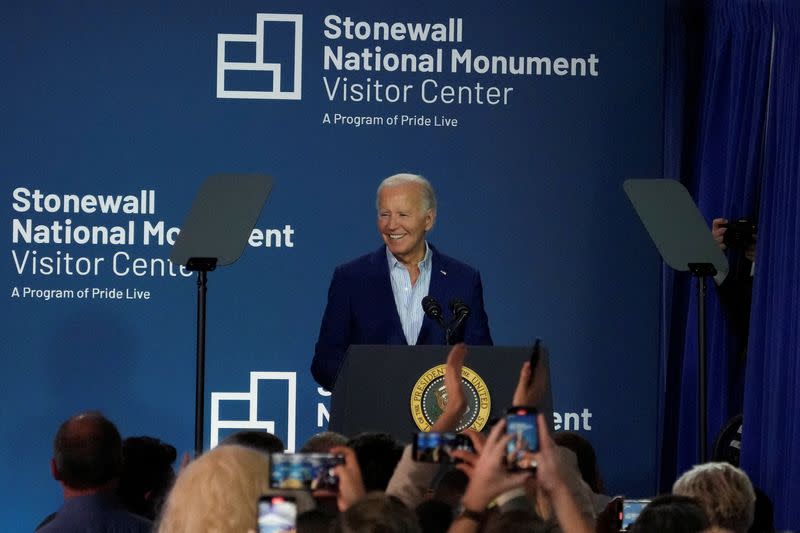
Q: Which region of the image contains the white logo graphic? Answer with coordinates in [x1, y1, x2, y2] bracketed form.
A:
[217, 13, 303, 100]
[210, 371, 297, 451]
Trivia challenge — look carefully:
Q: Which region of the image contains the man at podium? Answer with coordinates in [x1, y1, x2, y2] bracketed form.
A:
[311, 173, 493, 391]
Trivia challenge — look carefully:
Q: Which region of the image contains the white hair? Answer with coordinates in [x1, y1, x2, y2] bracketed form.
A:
[376, 173, 437, 212]
[673, 462, 756, 533]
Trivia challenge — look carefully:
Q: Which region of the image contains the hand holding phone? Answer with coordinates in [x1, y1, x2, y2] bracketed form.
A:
[329, 446, 366, 512]
[512, 340, 547, 407]
[412, 432, 475, 463]
[269, 453, 344, 490]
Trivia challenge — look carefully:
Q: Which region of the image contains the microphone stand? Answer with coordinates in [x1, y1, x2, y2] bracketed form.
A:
[423, 297, 470, 345]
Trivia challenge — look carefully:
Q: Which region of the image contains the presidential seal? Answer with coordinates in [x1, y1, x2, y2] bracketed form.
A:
[410, 364, 491, 432]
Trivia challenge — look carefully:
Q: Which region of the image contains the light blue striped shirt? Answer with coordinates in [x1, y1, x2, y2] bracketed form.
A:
[386, 243, 433, 345]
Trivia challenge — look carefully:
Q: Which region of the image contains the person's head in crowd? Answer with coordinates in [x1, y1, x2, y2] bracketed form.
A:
[118, 436, 176, 520]
[415, 499, 453, 533]
[432, 469, 469, 508]
[337, 493, 420, 533]
[300, 431, 349, 453]
[552, 431, 604, 494]
[346, 432, 404, 492]
[221, 430, 285, 454]
[376, 173, 436, 266]
[156, 444, 270, 533]
[41, 413, 151, 533]
[51, 411, 123, 493]
[483, 509, 553, 533]
[629, 494, 709, 533]
[672, 462, 756, 533]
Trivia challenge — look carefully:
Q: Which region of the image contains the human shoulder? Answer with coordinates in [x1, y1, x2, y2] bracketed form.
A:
[333, 247, 386, 278]
[430, 245, 480, 276]
[37, 508, 150, 533]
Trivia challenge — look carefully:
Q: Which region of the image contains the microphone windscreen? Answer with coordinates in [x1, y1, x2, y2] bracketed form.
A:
[422, 296, 443, 319]
[450, 298, 471, 318]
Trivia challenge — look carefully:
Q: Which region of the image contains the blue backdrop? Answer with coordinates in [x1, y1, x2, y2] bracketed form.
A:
[1, 1, 664, 529]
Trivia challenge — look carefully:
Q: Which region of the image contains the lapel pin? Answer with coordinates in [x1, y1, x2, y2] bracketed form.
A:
[440, 270, 447, 276]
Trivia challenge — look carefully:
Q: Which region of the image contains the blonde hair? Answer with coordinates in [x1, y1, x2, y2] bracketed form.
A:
[672, 462, 756, 533]
[156, 445, 268, 533]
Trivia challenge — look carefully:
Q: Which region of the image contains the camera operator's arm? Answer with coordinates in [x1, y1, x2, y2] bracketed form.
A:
[712, 218, 729, 251]
[712, 217, 755, 350]
[712, 218, 730, 285]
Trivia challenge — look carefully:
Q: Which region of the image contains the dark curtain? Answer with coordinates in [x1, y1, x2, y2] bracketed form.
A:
[662, 0, 800, 528]
[661, 0, 771, 484]
[740, 3, 800, 529]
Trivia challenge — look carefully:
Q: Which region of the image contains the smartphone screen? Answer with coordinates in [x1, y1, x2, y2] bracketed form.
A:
[269, 453, 343, 490]
[258, 495, 297, 533]
[412, 432, 475, 463]
[505, 406, 539, 470]
[620, 499, 651, 530]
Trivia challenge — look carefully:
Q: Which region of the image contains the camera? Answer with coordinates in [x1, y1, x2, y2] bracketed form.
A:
[722, 218, 756, 248]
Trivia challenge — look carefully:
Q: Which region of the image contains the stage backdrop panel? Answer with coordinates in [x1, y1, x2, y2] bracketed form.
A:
[1, 1, 663, 529]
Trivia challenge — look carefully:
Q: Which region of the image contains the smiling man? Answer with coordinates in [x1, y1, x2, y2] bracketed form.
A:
[311, 173, 493, 391]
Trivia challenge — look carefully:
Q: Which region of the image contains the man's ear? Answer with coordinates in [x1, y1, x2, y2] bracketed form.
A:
[425, 209, 436, 231]
[50, 458, 61, 481]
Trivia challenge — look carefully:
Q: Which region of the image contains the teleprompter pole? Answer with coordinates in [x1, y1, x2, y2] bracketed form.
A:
[170, 174, 273, 457]
[188, 258, 217, 456]
[689, 262, 716, 463]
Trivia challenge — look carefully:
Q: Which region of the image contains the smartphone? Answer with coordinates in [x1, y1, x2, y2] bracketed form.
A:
[269, 453, 344, 490]
[258, 495, 297, 533]
[505, 406, 539, 470]
[412, 432, 475, 463]
[529, 339, 542, 371]
[620, 499, 651, 531]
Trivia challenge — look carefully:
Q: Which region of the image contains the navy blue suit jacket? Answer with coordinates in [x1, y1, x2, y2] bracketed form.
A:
[311, 244, 493, 390]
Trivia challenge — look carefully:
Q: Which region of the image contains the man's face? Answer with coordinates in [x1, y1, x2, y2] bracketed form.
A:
[377, 182, 434, 264]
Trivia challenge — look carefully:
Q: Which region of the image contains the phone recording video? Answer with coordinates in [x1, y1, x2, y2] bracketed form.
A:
[412, 432, 475, 463]
[269, 453, 343, 490]
[620, 499, 651, 531]
[505, 406, 539, 470]
[257, 495, 297, 533]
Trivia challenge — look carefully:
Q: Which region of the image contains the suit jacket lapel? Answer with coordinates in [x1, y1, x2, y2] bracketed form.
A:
[417, 245, 448, 344]
[371, 246, 405, 342]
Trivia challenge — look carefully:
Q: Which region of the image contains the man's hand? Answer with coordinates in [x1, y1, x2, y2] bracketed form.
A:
[528, 414, 569, 494]
[452, 419, 531, 510]
[512, 344, 549, 407]
[331, 446, 366, 512]
[430, 343, 468, 433]
[712, 217, 728, 251]
[529, 414, 595, 533]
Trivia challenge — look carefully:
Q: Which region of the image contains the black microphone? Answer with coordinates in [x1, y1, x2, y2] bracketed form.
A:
[422, 296, 448, 330]
[449, 299, 471, 338]
[450, 299, 470, 320]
